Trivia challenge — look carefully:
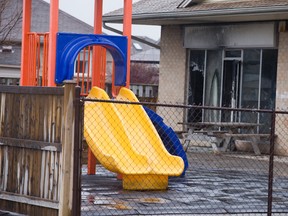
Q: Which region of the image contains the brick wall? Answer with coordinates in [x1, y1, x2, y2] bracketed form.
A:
[158, 25, 187, 104]
[157, 25, 187, 129]
[276, 32, 288, 109]
[275, 32, 288, 155]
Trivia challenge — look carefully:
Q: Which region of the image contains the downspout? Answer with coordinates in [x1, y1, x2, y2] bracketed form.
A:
[103, 22, 160, 49]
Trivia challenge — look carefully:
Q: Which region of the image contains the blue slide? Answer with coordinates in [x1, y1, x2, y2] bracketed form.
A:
[144, 107, 189, 176]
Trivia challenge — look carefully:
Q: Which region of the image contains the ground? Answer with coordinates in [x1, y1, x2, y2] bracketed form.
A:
[81, 150, 288, 216]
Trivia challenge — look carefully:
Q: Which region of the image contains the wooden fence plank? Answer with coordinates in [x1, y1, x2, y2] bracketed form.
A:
[0, 192, 58, 209]
[0, 86, 63, 95]
[0, 93, 6, 136]
[6, 145, 14, 192]
[32, 150, 42, 197]
[53, 152, 59, 201]
[59, 81, 77, 216]
[55, 96, 63, 143]
[19, 148, 25, 195]
[0, 91, 63, 142]
[18, 94, 25, 139]
[0, 146, 3, 189]
[0, 86, 68, 215]
[38, 96, 45, 141]
[40, 151, 46, 199]
[0, 137, 61, 151]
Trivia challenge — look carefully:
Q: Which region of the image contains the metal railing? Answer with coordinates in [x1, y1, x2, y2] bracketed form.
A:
[74, 46, 108, 96]
[27, 32, 49, 86]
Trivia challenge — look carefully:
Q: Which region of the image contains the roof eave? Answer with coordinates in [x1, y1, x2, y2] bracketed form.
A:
[103, 6, 288, 25]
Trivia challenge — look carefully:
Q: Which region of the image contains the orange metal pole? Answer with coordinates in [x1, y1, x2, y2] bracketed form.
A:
[111, 60, 117, 97]
[20, 0, 32, 86]
[123, 0, 132, 88]
[32, 34, 37, 85]
[88, 0, 103, 175]
[47, 0, 59, 86]
[82, 48, 86, 91]
[100, 47, 106, 89]
[36, 34, 41, 85]
[87, 46, 91, 94]
[91, 0, 103, 87]
[42, 33, 49, 86]
[28, 33, 36, 85]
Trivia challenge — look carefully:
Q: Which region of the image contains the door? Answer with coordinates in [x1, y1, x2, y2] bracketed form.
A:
[221, 60, 241, 122]
[188, 50, 205, 123]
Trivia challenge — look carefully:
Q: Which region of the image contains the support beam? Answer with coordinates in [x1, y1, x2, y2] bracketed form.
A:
[88, 0, 103, 175]
[58, 81, 77, 216]
[123, 0, 132, 88]
[92, 0, 103, 87]
[47, 0, 59, 86]
[20, 0, 32, 86]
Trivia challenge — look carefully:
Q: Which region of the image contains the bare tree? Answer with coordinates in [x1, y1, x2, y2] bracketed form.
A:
[0, 0, 22, 45]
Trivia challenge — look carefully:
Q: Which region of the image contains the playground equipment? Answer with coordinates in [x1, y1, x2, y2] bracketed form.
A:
[21, 0, 132, 88]
[84, 87, 184, 190]
[20, 0, 189, 190]
[55, 33, 127, 85]
[21, 0, 133, 174]
[54, 32, 187, 189]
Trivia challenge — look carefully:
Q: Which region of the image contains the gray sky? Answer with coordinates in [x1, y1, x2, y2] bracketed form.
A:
[42, 0, 160, 40]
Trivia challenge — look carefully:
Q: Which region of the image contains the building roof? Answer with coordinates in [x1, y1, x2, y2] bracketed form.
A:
[103, 0, 288, 25]
[0, 0, 94, 67]
[131, 48, 160, 63]
[2, 0, 94, 43]
[130, 36, 159, 56]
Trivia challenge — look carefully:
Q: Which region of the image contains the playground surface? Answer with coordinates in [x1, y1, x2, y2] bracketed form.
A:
[81, 151, 288, 216]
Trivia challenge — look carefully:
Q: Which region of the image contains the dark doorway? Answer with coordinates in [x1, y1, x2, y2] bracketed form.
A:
[222, 60, 241, 122]
[188, 50, 205, 122]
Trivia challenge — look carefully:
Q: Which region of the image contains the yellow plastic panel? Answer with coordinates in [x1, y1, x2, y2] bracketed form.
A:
[84, 87, 184, 190]
[115, 87, 184, 176]
[123, 174, 168, 190]
[84, 87, 150, 174]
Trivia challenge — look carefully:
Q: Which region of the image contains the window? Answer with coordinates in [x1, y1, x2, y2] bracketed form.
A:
[0, 46, 14, 53]
[75, 60, 88, 74]
[225, 50, 241, 58]
[178, 0, 203, 8]
[188, 48, 278, 127]
[0, 78, 19, 85]
[133, 43, 142, 51]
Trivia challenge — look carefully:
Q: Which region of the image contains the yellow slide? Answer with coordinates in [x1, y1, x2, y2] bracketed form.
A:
[84, 87, 184, 190]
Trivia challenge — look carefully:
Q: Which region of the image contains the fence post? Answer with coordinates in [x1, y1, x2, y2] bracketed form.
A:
[59, 81, 77, 216]
[72, 86, 82, 216]
[267, 109, 276, 216]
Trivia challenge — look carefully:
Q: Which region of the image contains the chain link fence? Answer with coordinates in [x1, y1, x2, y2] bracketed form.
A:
[80, 95, 288, 216]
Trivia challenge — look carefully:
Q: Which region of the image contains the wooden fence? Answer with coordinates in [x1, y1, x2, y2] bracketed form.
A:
[0, 86, 64, 215]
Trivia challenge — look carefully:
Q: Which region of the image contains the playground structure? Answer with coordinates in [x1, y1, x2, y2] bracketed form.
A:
[55, 31, 188, 190]
[21, 0, 132, 90]
[20, 0, 188, 190]
[20, 0, 133, 175]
